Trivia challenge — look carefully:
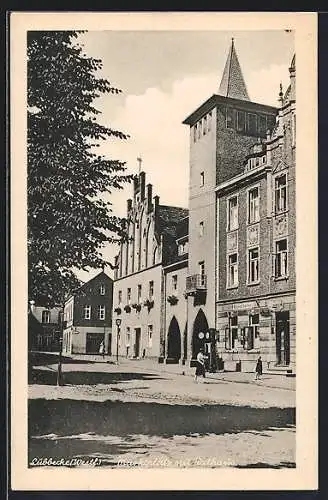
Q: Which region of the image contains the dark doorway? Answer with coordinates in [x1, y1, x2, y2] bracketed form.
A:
[86, 332, 104, 354]
[167, 316, 181, 362]
[134, 328, 141, 358]
[183, 322, 188, 361]
[192, 309, 209, 358]
[276, 311, 290, 365]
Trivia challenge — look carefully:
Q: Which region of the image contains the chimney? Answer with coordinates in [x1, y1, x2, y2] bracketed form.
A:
[147, 184, 153, 213]
[289, 54, 296, 102]
[140, 171, 146, 201]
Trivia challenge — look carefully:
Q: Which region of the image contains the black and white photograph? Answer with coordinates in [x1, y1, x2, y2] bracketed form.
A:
[10, 12, 317, 491]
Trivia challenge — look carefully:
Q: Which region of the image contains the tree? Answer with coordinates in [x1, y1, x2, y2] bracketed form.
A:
[27, 31, 132, 306]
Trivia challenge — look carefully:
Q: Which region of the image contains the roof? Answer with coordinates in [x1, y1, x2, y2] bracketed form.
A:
[158, 205, 189, 265]
[182, 94, 277, 126]
[218, 39, 250, 101]
[69, 271, 113, 299]
[176, 216, 189, 240]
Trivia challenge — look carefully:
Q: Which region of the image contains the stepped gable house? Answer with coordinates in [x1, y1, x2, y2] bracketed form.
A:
[112, 171, 188, 360]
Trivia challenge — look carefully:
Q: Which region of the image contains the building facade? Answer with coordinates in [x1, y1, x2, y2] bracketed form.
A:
[112, 172, 188, 360]
[28, 303, 62, 352]
[182, 40, 296, 372]
[62, 271, 113, 355]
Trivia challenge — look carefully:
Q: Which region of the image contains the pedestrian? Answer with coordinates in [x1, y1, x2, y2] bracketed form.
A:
[194, 347, 208, 383]
[255, 356, 263, 380]
[99, 340, 105, 359]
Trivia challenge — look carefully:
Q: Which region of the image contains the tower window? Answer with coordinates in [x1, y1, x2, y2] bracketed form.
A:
[226, 107, 234, 129]
[199, 221, 204, 237]
[236, 110, 245, 132]
[200, 171, 205, 186]
[247, 113, 257, 135]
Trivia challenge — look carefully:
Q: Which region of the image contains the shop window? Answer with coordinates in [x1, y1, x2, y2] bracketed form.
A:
[248, 247, 259, 284]
[274, 173, 287, 213]
[241, 314, 259, 350]
[225, 314, 238, 349]
[248, 186, 260, 224]
[227, 253, 238, 288]
[227, 195, 238, 231]
[275, 239, 288, 278]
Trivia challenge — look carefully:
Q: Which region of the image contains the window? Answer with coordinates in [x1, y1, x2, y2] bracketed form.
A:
[193, 124, 197, 142]
[149, 280, 154, 299]
[98, 305, 105, 320]
[258, 114, 267, 136]
[127, 288, 131, 304]
[172, 275, 178, 291]
[227, 253, 238, 288]
[225, 314, 238, 349]
[247, 113, 257, 135]
[274, 174, 287, 213]
[200, 171, 205, 186]
[199, 261, 206, 286]
[199, 221, 204, 237]
[118, 290, 122, 304]
[99, 285, 105, 295]
[226, 107, 234, 129]
[42, 310, 50, 324]
[203, 116, 207, 135]
[227, 196, 238, 231]
[236, 110, 245, 132]
[83, 305, 91, 320]
[248, 187, 260, 224]
[207, 112, 212, 132]
[198, 120, 202, 139]
[137, 284, 142, 304]
[148, 325, 153, 348]
[275, 239, 288, 278]
[178, 241, 188, 256]
[248, 247, 259, 284]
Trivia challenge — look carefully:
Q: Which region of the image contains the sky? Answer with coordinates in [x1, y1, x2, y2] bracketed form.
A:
[75, 30, 294, 281]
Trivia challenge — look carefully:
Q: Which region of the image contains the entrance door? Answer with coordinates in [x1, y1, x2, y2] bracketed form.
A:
[134, 328, 141, 358]
[167, 316, 181, 362]
[276, 311, 290, 365]
[86, 332, 104, 354]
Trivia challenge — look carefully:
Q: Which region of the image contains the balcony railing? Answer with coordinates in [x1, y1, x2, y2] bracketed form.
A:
[186, 274, 207, 294]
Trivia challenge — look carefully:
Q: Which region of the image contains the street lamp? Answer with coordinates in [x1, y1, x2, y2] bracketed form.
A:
[115, 318, 122, 364]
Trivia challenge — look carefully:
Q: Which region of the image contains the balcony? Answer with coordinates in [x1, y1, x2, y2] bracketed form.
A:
[185, 274, 207, 296]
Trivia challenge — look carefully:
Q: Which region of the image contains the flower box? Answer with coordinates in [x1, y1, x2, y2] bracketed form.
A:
[114, 307, 122, 314]
[167, 295, 179, 305]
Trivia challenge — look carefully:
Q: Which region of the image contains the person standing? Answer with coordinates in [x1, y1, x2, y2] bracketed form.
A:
[194, 348, 208, 383]
[99, 340, 105, 359]
[255, 356, 263, 380]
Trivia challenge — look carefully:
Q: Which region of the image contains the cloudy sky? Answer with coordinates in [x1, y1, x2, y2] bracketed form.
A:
[76, 30, 294, 281]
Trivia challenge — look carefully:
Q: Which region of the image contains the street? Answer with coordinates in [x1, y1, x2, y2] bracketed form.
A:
[28, 356, 296, 469]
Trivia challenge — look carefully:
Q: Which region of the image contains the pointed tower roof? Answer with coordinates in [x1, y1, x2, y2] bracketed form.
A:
[218, 38, 250, 101]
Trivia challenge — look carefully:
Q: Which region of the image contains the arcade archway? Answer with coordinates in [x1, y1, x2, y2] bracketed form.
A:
[192, 309, 209, 358]
[167, 316, 181, 361]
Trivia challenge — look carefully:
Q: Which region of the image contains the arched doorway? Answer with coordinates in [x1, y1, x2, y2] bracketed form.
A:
[192, 309, 209, 358]
[167, 316, 181, 362]
[183, 322, 188, 361]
